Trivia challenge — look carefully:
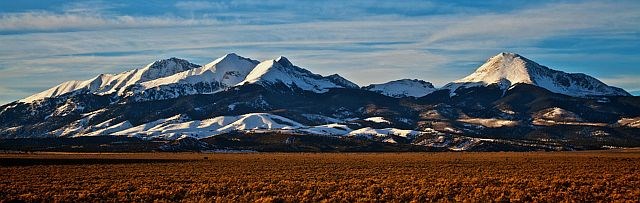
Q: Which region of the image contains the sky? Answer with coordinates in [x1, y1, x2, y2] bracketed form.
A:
[0, 0, 639, 104]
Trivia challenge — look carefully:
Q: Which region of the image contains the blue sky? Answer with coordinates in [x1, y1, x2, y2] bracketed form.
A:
[0, 0, 639, 104]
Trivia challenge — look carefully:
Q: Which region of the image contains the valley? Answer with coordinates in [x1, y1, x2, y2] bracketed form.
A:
[1, 151, 639, 202]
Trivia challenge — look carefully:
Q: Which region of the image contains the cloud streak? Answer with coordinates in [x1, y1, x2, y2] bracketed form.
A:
[0, 11, 219, 32]
[423, 1, 640, 46]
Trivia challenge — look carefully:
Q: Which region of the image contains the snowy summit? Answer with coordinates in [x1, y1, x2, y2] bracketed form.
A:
[443, 52, 630, 97]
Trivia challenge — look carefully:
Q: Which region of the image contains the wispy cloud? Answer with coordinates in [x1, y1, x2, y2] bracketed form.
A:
[60, 0, 121, 13]
[175, 1, 229, 11]
[601, 75, 640, 93]
[0, 11, 219, 32]
[405, 1, 640, 88]
[423, 1, 640, 47]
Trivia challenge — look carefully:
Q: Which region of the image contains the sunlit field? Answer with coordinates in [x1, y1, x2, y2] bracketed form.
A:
[1, 151, 639, 202]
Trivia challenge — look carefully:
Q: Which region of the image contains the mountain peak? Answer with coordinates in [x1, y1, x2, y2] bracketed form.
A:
[496, 52, 520, 58]
[145, 57, 195, 70]
[484, 52, 533, 69]
[220, 53, 242, 60]
[239, 56, 358, 92]
[443, 52, 630, 97]
[275, 56, 293, 67]
[363, 79, 436, 98]
[489, 52, 527, 64]
[326, 74, 360, 89]
[466, 52, 537, 85]
[206, 53, 258, 68]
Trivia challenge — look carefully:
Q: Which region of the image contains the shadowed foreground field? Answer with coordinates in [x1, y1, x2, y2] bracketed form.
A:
[1, 151, 639, 202]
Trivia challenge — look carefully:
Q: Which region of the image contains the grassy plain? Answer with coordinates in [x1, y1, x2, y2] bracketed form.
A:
[1, 151, 639, 202]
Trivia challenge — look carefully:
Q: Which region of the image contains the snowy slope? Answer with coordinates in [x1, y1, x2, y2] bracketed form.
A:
[363, 79, 436, 98]
[111, 113, 306, 139]
[239, 56, 358, 93]
[133, 53, 259, 98]
[442, 52, 630, 97]
[20, 58, 200, 103]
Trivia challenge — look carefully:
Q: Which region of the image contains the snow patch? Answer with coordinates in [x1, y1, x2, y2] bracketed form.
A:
[364, 117, 391, 124]
[348, 127, 422, 138]
[300, 124, 352, 136]
[458, 118, 519, 128]
[618, 117, 640, 128]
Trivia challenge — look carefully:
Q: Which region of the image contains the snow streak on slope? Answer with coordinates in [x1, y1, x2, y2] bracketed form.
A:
[240, 56, 358, 93]
[457, 118, 519, 128]
[300, 124, 353, 136]
[363, 79, 436, 98]
[348, 127, 423, 138]
[20, 58, 200, 103]
[443, 52, 630, 97]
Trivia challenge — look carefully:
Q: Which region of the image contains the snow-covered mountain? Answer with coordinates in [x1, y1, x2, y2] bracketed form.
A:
[2, 52, 639, 152]
[19, 54, 359, 103]
[443, 52, 630, 97]
[125, 53, 260, 101]
[240, 56, 358, 93]
[363, 79, 436, 98]
[20, 58, 201, 103]
[137, 53, 258, 91]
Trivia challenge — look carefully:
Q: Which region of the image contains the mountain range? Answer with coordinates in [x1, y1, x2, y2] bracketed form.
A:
[1, 52, 638, 152]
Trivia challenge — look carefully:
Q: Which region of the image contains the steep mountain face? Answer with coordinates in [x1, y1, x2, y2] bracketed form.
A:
[1, 52, 639, 152]
[326, 74, 360, 89]
[363, 79, 436, 98]
[240, 57, 358, 93]
[443, 52, 631, 97]
[20, 58, 200, 103]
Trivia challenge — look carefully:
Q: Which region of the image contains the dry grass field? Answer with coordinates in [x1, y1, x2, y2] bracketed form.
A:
[1, 151, 639, 202]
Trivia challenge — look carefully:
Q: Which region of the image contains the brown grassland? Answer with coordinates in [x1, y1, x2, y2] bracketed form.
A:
[1, 150, 639, 202]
